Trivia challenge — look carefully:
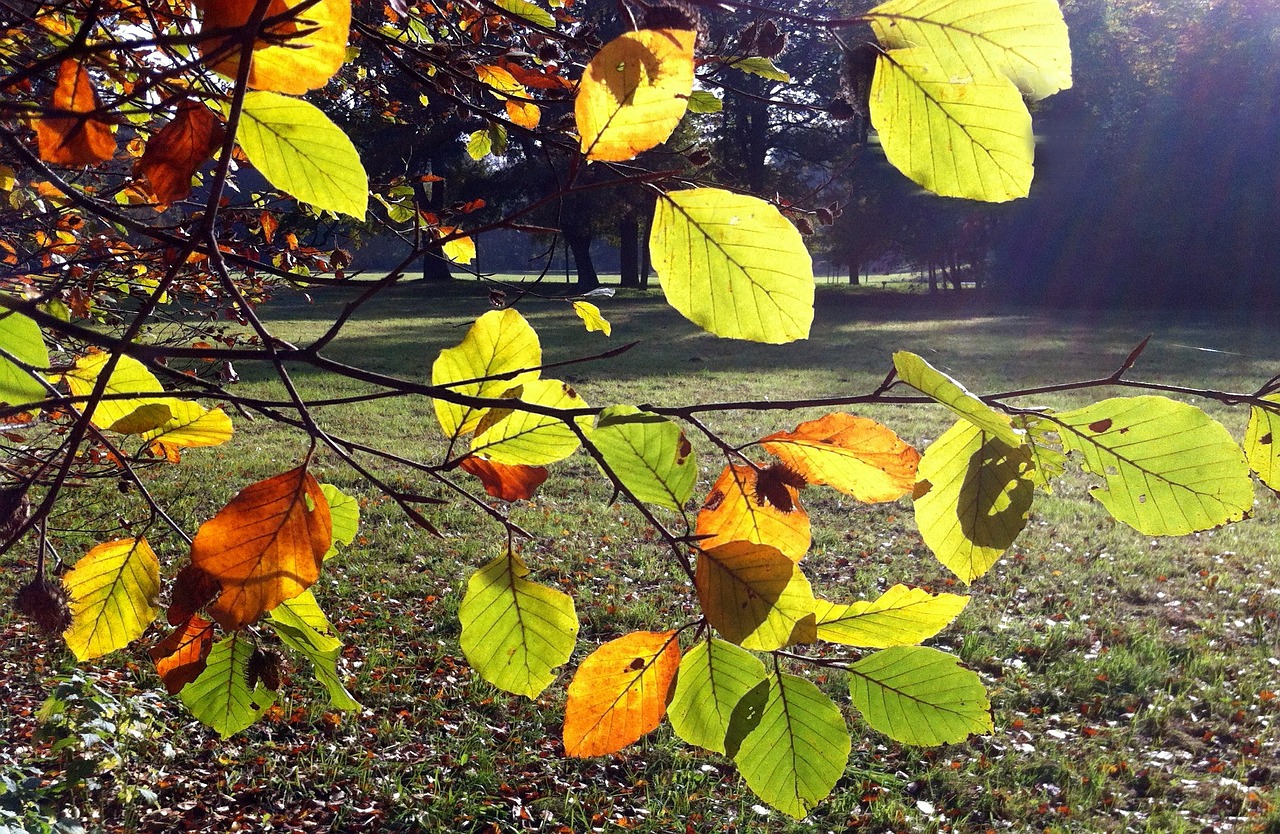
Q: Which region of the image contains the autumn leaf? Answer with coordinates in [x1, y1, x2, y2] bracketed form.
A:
[760, 413, 920, 502]
[180, 632, 276, 737]
[469, 378, 589, 466]
[35, 59, 116, 166]
[136, 100, 225, 204]
[695, 541, 815, 651]
[191, 466, 332, 629]
[63, 352, 164, 431]
[139, 400, 234, 450]
[62, 538, 160, 661]
[571, 301, 611, 336]
[695, 464, 810, 561]
[815, 584, 968, 648]
[167, 563, 220, 625]
[563, 630, 680, 757]
[197, 0, 351, 94]
[458, 455, 548, 501]
[433, 309, 541, 440]
[149, 614, 215, 694]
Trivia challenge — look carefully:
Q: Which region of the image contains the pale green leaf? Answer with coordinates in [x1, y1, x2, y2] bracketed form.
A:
[816, 584, 968, 648]
[686, 91, 722, 113]
[1015, 413, 1068, 494]
[320, 483, 359, 559]
[732, 671, 850, 819]
[893, 352, 1022, 447]
[0, 310, 49, 408]
[180, 633, 276, 738]
[1245, 396, 1280, 491]
[432, 309, 541, 440]
[267, 590, 359, 710]
[849, 645, 992, 746]
[459, 551, 578, 698]
[493, 0, 554, 28]
[62, 538, 160, 661]
[470, 378, 589, 466]
[651, 188, 814, 344]
[914, 420, 1034, 583]
[592, 405, 696, 510]
[667, 637, 766, 754]
[695, 541, 815, 651]
[238, 91, 368, 219]
[731, 56, 790, 82]
[1053, 396, 1253, 536]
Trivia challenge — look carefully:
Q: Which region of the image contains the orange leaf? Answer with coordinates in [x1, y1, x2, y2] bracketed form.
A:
[167, 562, 220, 625]
[563, 630, 680, 757]
[760, 413, 921, 503]
[191, 466, 331, 629]
[197, 0, 350, 94]
[459, 455, 548, 501]
[695, 464, 810, 561]
[149, 614, 214, 694]
[136, 100, 225, 204]
[35, 60, 116, 165]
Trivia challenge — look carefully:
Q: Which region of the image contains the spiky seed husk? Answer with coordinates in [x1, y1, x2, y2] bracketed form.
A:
[14, 578, 72, 636]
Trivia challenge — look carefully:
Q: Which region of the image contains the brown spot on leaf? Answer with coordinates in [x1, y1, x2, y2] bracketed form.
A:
[1261, 432, 1273, 446]
[1088, 419, 1113, 433]
[913, 479, 933, 500]
[628, 657, 645, 671]
[702, 489, 725, 512]
[676, 433, 692, 463]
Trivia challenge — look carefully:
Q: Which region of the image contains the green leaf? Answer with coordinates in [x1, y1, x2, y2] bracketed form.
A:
[865, 0, 1072, 101]
[180, 633, 276, 738]
[432, 308, 542, 440]
[651, 188, 814, 344]
[914, 420, 1034, 584]
[695, 541, 815, 651]
[1245, 396, 1280, 491]
[849, 646, 992, 746]
[1015, 413, 1068, 494]
[686, 90, 722, 113]
[459, 551, 578, 698]
[893, 352, 1022, 448]
[871, 49, 1033, 201]
[238, 91, 368, 219]
[62, 538, 160, 661]
[731, 56, 790, 82]
[1053, 396, 1254, 536]
[815, 584, 968, 648]
[470, 378, 589, 466]
[492, 0, 554, 28]
[732, 671, 851, 819]
[319, 483, 359, 559]
[667, 637, 766, 754]
[592, 405, 696, 510]
[0, 310, 49, 408]
[267, 590, 359, 710]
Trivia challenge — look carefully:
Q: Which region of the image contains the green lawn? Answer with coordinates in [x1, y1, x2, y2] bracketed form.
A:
[3, 285, 1279, 833]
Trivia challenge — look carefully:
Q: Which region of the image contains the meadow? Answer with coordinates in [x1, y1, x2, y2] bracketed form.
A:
[3, 282, 1279, 833]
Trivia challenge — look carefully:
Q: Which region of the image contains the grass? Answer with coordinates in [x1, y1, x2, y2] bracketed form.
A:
[3, 284, 1279, 832]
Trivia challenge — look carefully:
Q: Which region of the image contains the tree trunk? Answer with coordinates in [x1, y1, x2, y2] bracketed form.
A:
[640, 202, 654, 287]
[928, 263, 938, 292]
[565, 227, 599, 290]
[415, 172, 452, 282]
[618, 215, 640, 287]
[847, 255, 860, 285]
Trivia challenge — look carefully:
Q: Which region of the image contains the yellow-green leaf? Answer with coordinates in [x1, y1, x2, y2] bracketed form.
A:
[319, 483, 359, 558]
[470, 378, 588, 466]
[180, 633, 276, 737]
[267, 590, 359, 710]
[575, 29, 695, 161]
[238, 91, 368, 219]
[1053, 396, 1254, 536]
[731, 56, 790, 82]
[592, 405, 695, 510]
[139, 400, 233, 448]
[64, 352, 164, 431]
[459, 550, 578, 698]
[893, 351, 1022, 447]
[0, 310, 50, 408]
[848, 646, 992, 746]
[62, 538, 160, 661]
[686, 90, 722, 113]
[815, 584, 968, 648]
[107, 402, 172, 435]
[667, 637, 766, 754]
[651, 188, 814, 344]
[1245, 396, 1280, 491]
[696, 541, 815, 651]
[432, 309, 542, 441]
[493, 0, 554, 28]
[914, 420, 1034, 583]
[571, 301, 611, 336]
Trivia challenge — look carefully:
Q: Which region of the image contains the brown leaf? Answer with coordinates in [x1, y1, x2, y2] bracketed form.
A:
[35, 59, 116, 165]
[459, 455, 548, 501]
[167, 563, 220, 625]
[150, 614, 214, 694]
[136, 100, 225, 204]
[191, 466, 331, 630]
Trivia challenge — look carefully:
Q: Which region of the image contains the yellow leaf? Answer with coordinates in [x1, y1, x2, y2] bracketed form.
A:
[63, 352, 164, 431]
[63, 538, 160, 661]
[571, 301, 610, 336]
[432, 309, 542, 440]
[505, 99, 541, 129]
[476, 64, 526, 98]
[197, 0, 351, 94]
[438, 228, 476, 264]
[695, 464, 810, 561]
[575, 29, 695, 161]
[563, 630, 680, 757]
[696, 541, 815, 651]
[141, 400, 234, 449]
[760, 413, 919, 503]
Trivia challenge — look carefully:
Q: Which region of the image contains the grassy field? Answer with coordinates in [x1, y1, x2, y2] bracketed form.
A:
[3, 284, 1279, 833]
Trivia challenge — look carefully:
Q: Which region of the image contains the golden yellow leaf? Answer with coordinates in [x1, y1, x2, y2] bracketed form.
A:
[63, 538, 160, 661]
[695, 464, 810, 561]
[760, 413, 920, 503]
[571, 301, 611, 336]
[563, 630, 680, 757]
[197, 0, 350, 94]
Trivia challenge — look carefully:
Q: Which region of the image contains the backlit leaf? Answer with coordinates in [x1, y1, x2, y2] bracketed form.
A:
[695, 464, 810, 561]
[651, 188, 814, 344]
[191, 466, 332, 630]
[139, 400, 233, 449]
[440, 229, 476, 264]
[319, 483, 359, 557]
[137, 100, 225, 204]
[760, 413, 920, 502]
[493, 0, 555, 28]
[914, 420, 1034, 583]
[149, 614, 214, 694]
[592, 405, 695, 511]
[470, 378, 589, 466]
[35, 60, 116, 166]
[667, 637, 766, 754]
[506, 99, 541, 129]
[459, 455, 548, 501]
[180, 633, 275, 737]
[695, 541, 815, 651]
[0, 310, 50, 409]
[815, 584, 968, 648]
[63, 352, 164, 431]
[267, 590, 359, 709]
[107, 403, 172, 435]
[575, 29, 695, 161]
[198, 0, 350, 94]
[1016, 413, 1068, 493]
[893, 352, 1022, 448]
[732, 671, 850, 819]
[731, 56, 790, 82]
[571, 301, 611, 336]
[238, 91, 368, 219]
[459, 550, 578, 698]
[686, 91, 722, 113]
[1054, 396, 1253, 536]
[432, 309, 541, 440]
[1245, 396, 1280, 491]
[848, 645, 992, 746]
[563, 630, 679, 757]
[62, 538, 160, 661]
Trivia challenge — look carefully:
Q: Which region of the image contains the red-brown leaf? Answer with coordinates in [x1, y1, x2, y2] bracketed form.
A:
[35, 60, 116, 166]
[149, 614, 214, 694]
[136, 100, 225, 204]
[459, 454, 548, 501]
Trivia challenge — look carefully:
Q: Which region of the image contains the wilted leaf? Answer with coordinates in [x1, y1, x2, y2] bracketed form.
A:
[695, 541, 815, 651]
[432, 309, 541, 440]
[459, 550, 578, 698]
[180, 633, 276, 737]
[267, 590, 359, 709]
[470, 378, 589, 466]
[459, 455, 548, 501]
[815, 584, 968, 648]
[571, 301, 611, 336]
[63, 538, 160, 661]
[651, 188, 814, 344]
[592, 405, 695, 510]
[150, 614, 214, 694]
[137, 100, 225, 204]
[563, 630, 679, 757]
[575, 29, 695, 161]
[35, 60, 116, 166]
[0, 310, 50, 409]
[1054, 396, 1253, 536]
[667, 637, 766, 754]
[848, 645, 992, 746]
[760, 412, 919, 502]
[198, 0, 350, 94]
[1245, 396, 1280, 491]
[167, 563, 219, 625]
[191, 466, 331, 629]
[695, 464, 810, 561]
[893, 352, 1022, 447]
